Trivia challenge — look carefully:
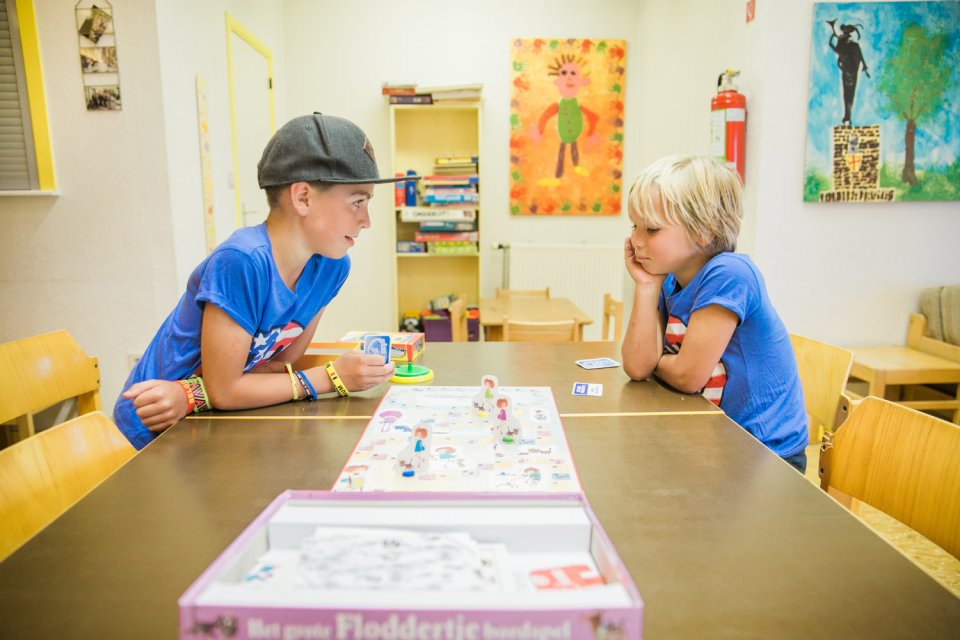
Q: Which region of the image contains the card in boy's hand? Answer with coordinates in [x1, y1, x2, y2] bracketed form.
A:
[363, 334, 392, 365]
[575, 357, 620, 370]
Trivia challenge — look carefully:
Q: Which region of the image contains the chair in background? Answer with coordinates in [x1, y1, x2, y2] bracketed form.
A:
[502, 316, 578, 342]
[602, 293, 624, 342]
[789, 333, 854, 444]
[0, 410, 136, 561]
[0, 330, 102, 442]
[448, 294, 468, 342]
[819, 397, 960, 560]
[496, 287, 550, 299]
[847, 313, 960, 424]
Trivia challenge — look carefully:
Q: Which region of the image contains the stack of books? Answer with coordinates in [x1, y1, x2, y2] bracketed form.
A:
[381, 82, 482, 104]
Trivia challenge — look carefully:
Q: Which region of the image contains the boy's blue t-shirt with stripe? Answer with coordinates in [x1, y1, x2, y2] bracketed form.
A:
[114, 223, 349, 449]
[659, 252, 808, 459]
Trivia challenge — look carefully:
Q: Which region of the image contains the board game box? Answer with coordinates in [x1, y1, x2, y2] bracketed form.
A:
[178, 491, 643, 639]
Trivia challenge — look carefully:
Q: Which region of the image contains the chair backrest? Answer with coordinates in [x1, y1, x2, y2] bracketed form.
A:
[819, 397, 960, 559]
[0, 330, 102, 440]
[602, 293, 624, 342]
[502, 316, 578, 342]
[789, 333, 854, 444]
[449, 294, 468, 342]
[496, 287, 550, 299]
[0, 410, 136, 561]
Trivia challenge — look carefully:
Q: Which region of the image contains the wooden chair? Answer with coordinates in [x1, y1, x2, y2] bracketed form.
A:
[502, 316, 578, 342]
[819, 397, 960, 560]
[449, 294, 468, 342]
[847, 313, 960, 424]
[0, 330, 102, 442]
[0, 410, 136, 561]
[789, 333, 854, 444]
[602, 293, 624, 342]
[496, 287, 550, 299]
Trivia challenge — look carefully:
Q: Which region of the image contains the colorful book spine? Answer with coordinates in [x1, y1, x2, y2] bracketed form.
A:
[415, 231, 479, 243]
[389, 94, 433, 105]
[399, 208, 477, 222]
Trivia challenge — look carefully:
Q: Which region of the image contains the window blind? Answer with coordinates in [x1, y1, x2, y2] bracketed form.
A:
[0, 0, 39, 190]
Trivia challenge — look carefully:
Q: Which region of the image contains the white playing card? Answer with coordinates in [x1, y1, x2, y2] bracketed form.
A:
[575, 357, 620, 370]
[363, 334, 392, 364]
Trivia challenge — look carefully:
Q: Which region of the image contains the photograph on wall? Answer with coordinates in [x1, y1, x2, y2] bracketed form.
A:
[77, 4, 113, 45]
[79, 46, 118, 73]
[509, 38, 626, 215]
[84, 85, 121, 111]
[804, 1, 960, 202]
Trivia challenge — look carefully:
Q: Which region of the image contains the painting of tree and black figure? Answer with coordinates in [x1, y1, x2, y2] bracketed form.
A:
[804, 2, 960, 202]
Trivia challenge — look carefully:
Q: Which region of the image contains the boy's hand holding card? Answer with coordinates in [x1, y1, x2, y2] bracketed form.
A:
[363, 334, 392, 365]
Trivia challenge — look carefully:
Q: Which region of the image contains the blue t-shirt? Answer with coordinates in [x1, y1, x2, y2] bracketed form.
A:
[114, 224, 350, 449]
[659, 252, 807, 458]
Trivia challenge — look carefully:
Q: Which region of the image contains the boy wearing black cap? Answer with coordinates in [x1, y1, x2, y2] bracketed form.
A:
[114, 114, 415, 450]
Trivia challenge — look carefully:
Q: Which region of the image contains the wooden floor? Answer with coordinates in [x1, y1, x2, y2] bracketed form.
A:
[803, 444, 960, 598]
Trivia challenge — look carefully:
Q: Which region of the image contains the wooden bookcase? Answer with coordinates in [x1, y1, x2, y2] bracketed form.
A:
[389, 104, 482, 327]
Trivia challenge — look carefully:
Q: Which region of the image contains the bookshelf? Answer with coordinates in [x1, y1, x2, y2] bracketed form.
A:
[389, 104, 481, 328]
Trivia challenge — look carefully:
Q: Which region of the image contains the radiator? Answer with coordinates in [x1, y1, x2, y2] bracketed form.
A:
[499, 242, 624, 341]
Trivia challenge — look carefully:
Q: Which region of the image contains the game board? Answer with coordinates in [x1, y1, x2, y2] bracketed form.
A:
[333, 385, 581, 493]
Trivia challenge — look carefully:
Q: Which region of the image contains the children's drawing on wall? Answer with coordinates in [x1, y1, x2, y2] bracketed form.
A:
[510, 38, 626, 215]
[804, 2, 960, 202]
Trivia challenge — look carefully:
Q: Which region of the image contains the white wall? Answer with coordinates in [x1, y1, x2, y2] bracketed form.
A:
[280, 0, 644, 341]
[749, 0, 960, 346]
[0, 0, 177, 407]
[2, 0, 956, 411]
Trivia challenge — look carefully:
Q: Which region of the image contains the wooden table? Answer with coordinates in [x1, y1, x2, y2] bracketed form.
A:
[849, 346, 960, 423]
[1, 410, 957, 638]
[479, 296, 593, 341]
[223, 342, 722, 418]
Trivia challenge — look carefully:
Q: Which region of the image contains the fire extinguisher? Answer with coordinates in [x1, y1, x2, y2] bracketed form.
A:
[710, 69, 747, 183]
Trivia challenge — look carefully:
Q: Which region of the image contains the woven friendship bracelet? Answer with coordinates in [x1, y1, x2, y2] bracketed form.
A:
[183, 375, 209, 413]
[284, 362, 300, 401]
[324, 361, 350, 397]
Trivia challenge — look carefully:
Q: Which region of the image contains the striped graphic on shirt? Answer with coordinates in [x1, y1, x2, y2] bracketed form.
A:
[664, 315, 727, 406]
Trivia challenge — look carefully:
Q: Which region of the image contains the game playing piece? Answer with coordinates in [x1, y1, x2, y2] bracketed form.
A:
[472, 375, 499, 414]
[396, 423, 432, 476]
[492, 393, 522, 443]
[390, 360, 434, 384]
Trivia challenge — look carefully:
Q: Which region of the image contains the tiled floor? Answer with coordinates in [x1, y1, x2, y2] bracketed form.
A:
[804, 444, 960, 598]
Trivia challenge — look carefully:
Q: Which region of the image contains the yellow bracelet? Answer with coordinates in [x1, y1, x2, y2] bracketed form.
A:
[324, 361, 350, 397]
[284, 362, 300, 401]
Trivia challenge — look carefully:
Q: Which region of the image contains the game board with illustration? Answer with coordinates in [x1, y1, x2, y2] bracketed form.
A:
[333, 382, 581, 493]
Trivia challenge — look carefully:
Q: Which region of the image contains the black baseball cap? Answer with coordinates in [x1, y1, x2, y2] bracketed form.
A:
[257, 112, 419, 188]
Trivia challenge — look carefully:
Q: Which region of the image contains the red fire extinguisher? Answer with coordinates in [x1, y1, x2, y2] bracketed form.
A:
[710, 69, 747, 183]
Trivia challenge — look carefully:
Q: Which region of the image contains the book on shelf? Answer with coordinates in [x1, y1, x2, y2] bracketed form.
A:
[381, 82, 418, 96]
[417, 83, 483, 102]
[389, 94, 433, 105]
[428, 241, 479, 255]
[399, 207, 477, 222]
[435, 155, 479, 165]
[418, 220, 477, 232]
[414, 231, 479, 243]
[423, 194, 479, 204]
[422, 174, 479, 186]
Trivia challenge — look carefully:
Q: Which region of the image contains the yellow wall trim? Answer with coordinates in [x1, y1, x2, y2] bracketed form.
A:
[14, 0, 55, 191]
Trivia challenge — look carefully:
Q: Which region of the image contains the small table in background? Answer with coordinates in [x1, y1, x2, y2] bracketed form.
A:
[479, 296, 593, 341]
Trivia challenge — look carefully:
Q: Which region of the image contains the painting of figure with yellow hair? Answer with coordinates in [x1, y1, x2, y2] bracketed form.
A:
[510, 38, 626, 215]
